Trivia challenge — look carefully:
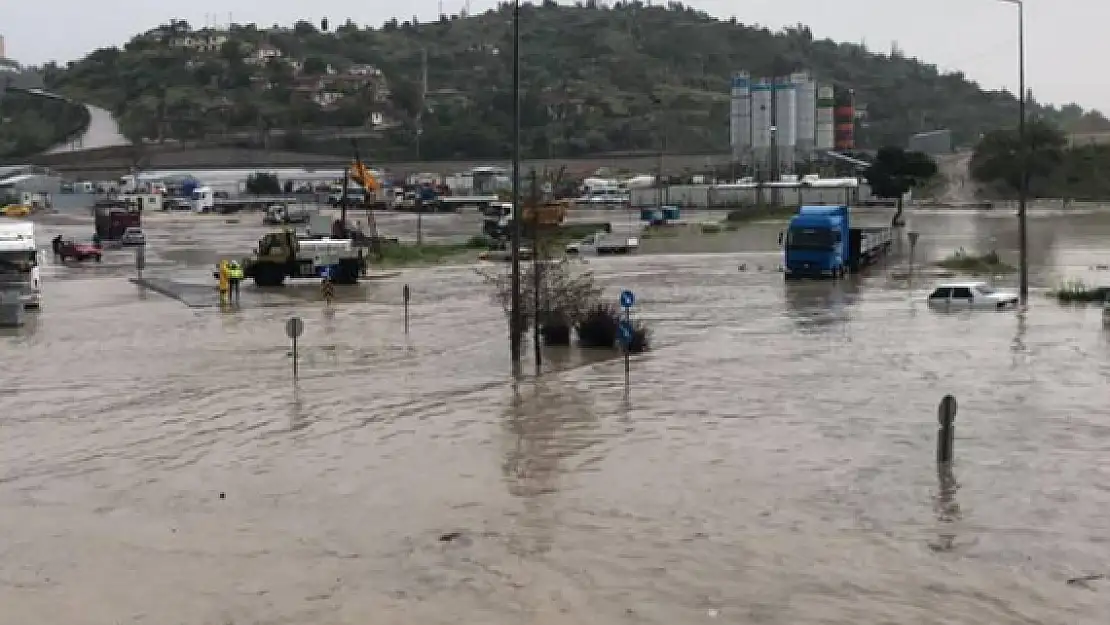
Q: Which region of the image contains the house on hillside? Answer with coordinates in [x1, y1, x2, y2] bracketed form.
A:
[245, 43, 283, 65]
[169, 30, 228, 53]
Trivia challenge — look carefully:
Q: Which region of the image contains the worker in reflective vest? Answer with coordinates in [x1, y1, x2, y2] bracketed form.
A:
[227, 260, 245, 303]
[217, 260, 230, 303]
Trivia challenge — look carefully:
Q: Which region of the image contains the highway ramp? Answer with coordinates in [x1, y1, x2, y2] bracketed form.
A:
[45, 104, 130, 154]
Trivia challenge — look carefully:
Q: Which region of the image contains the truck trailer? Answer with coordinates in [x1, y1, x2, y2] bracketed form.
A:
[782, 205, 893, 279]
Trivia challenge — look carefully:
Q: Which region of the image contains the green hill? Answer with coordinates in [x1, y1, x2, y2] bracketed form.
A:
[41, 2, 1103, 160]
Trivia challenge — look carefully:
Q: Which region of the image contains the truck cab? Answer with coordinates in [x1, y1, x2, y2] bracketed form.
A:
[783, 206, 848, 279]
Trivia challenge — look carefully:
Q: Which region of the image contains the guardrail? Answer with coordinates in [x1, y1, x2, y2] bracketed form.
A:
[911, 199, 1110, 210]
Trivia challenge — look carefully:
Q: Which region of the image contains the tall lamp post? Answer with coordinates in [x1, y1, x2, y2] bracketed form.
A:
[998, 0, 1027, 304]
[509, 0, 523, 371]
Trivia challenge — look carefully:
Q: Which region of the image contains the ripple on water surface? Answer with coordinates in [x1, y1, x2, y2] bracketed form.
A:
[1, 251, 1109, 624]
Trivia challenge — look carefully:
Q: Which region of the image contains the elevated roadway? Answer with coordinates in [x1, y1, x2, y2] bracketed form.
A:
[9, 144, 736, 178]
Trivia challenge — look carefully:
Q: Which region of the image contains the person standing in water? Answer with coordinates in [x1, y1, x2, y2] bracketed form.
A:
[226, 260, 244, 304]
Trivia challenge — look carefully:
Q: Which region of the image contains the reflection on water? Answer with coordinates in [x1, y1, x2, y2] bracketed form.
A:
[782, 278, 862, 330]
[931, 463, 962, 553]
[502, 380, 601, 558]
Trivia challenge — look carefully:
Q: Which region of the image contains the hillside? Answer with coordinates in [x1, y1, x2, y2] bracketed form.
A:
[40, 2, 1103, 161]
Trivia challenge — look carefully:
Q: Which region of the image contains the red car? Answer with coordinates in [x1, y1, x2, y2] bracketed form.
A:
[58, 239, 102, 262]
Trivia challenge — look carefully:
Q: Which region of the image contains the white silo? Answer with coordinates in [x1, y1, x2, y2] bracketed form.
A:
[750, 80, 774, 171]
[815, 84, 836, 151]
[774, 77, 797, 173]
[729, 72, 752, 163]
[792, 71, 817, 159]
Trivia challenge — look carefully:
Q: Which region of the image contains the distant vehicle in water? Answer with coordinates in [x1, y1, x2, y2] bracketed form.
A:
[927, 282, 1018, 310]
[58, 238, 103, 263]
[94, 201, 141, 241]
[119, 227, 146, 247]
[263, 204, 314, 225]
[565, 231, 639, 255]
[781, 205, 893, 279]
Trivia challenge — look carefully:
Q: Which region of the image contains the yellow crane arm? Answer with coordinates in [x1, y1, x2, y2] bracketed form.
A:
[349, 162, 380, 191]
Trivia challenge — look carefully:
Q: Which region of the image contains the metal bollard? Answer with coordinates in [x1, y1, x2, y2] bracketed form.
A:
[937, 394, 958, 463]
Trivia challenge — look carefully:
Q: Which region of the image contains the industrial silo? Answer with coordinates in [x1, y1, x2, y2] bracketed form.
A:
[834, 88, 856, 151]
[729, 72, 752, 164]
[815, 84, 835, 152]
[792, 71, 817, 160]
[773, 77, 797, 173]
[751, 80, 773, 171]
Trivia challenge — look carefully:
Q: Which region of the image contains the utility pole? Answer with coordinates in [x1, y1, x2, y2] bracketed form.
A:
[993, 0, 1027, 303]
[1016, 0, 1028, 304]
[530, 169, 542, 371]
[415, 48, 428, 246]
[509, 0, 523, 372]
[416, 47, 427, 161]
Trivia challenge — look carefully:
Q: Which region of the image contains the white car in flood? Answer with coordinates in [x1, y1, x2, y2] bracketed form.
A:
[927, 281, 1019, 310]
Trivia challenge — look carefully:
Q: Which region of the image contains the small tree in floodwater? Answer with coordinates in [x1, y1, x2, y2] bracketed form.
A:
[478, 166, 651, 353]
[476, 258, 650, 353]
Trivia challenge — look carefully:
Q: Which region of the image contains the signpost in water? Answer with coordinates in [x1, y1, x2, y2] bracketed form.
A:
[286, 316, 304, 381]
[618, 290, 635, 389]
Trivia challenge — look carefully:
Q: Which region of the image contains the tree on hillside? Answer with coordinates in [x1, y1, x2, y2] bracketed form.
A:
[970, 117, 1065, 197]
[39, 5, 1109, 159]
[862, 146, 938, 226]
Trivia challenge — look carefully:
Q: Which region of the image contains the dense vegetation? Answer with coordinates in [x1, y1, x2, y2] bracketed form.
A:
[970, 118, 1110, 200]
[39, 2, 1108, 161]
[0, 91, 90, 158]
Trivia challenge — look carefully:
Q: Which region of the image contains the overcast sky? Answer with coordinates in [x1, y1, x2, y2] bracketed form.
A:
[1, 0, 1102, 111]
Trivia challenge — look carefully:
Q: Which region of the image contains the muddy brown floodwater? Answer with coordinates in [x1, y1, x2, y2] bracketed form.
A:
[2, 207, 1110, 624]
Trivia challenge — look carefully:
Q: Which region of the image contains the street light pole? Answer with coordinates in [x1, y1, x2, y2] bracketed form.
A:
[999, 0, 1028, 303]
[509, 0, 523, 371]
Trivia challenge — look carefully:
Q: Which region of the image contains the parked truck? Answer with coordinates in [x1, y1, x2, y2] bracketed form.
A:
[781, 205, 893, 279]
[239, 229, 367, 287]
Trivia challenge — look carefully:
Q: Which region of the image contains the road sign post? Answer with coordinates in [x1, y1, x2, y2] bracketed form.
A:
[286, 316, 304, 382]
[135, 247, 146, 280]
[402, 284, 410, 334]
[618, 290, 635, 390]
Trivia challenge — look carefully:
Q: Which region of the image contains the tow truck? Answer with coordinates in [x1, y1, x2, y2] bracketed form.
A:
[239, 229, 367, 287]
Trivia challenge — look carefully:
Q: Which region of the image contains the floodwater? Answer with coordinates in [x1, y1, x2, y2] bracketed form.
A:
[2, 207, 1110, 624]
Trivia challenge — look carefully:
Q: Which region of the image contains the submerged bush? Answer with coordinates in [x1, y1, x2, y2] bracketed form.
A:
[1051, 279, 1110, 303]
[936, 248, 1015, 274]
[575, 303, 651, 353]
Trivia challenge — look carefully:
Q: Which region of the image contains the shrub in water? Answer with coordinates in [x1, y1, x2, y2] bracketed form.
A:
[576, 303, 620, 348]
[575, 303, 651, 353]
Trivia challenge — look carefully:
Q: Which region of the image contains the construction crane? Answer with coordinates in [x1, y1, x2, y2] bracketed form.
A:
[333, 140, 383, 259]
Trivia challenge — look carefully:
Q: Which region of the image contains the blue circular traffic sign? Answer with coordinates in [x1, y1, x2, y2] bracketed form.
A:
[619, 289, 635, 308]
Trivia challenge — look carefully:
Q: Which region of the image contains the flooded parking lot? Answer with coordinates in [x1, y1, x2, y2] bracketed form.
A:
[2, 207, 1110, 624]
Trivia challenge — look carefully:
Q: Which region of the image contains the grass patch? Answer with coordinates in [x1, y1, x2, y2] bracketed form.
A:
[374, 237, 488, 267]
[639, 224, 680, 239]
[1050, 279, 1110, 303]
[935, 248, 1016, 274]
[723, 205, 798, 224]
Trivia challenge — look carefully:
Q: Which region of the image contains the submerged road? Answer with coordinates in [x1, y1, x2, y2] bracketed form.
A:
[2, 209, 1110, 623]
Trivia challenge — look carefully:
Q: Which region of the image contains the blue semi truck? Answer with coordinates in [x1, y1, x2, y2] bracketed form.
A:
[781, 205, 894, 279]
